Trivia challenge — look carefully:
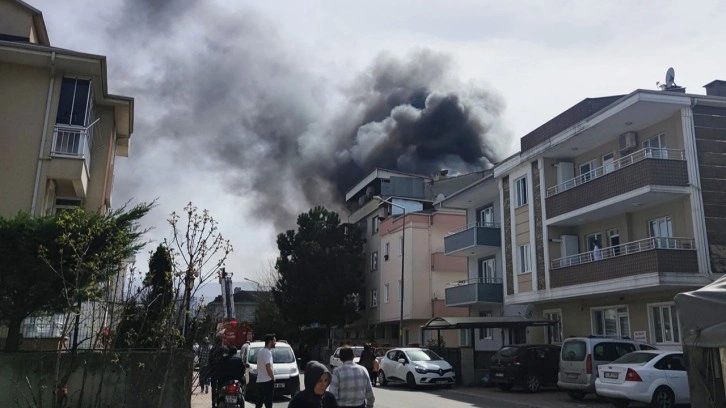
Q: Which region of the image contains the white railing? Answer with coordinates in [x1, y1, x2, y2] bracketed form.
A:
[446, 221, 501, 236]
[52, 124, 92, 170]
[550, 236, 695, 269]
[546, 148, 685, 197]
[448, 276, 503, 286]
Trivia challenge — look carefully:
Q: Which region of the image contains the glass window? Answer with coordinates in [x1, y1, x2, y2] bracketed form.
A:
[371, 251, 378, 271]
[644, 133, 666, 159]
[518, 244, 531, 274]
[562, 340, 586, 361]
[56, 78, 92, 126]
[580, 160, 597, 182]
[371, 216, 379, 235]
[544, 310, 562, 343]
[651, 303, 680, 343]
[478, 311, 492, 340]
[515, 176, 528, 207]
[383, 284, 389, 303]
[591, 306, 629, 337]
[478, 257, 496, 283]
[603, 153, 615, 174]
[459, 329, 471, 346]
[478, 205, 495, 226]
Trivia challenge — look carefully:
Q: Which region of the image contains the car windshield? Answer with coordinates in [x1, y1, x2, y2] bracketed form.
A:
[494, 346, 521, 358]
[248, 347, 296, 364]
[406, 349, 442, 362]
[611, 352, 659, 365]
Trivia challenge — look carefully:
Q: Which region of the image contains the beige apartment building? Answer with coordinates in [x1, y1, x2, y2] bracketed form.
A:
[494, 80, 726, 349]
[0, 0, 134, 348]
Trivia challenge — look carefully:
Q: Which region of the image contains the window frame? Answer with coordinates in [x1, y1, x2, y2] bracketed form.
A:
[648, 302, 681, 345]
[478, 311, 493, 340]
[518, 244, 531, 274]
[543, 309, 563, 343]
[591, 305, 630, 337]
[514, 176, 528, 207]
[371, 216, 379, 235]
[371, 251, 378, 271]
[383, 283, 389, 303]
[579, 159, 598, 182]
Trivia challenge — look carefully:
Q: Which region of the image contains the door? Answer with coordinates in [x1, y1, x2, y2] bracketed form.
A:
[602, 153, 615, 174]
[479, 205, 494, 227]
[656, 354, 690, 403]
[478, 257, 496, 283]
[608, 228, 620, 256]
[393, 350, 409, 381]
[580, 160, 597, 182]
[644, 134, 666, 158]
[649, 216, 673, 248]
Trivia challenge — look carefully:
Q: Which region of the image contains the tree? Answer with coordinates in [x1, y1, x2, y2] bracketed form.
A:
[273, 206, 365, 330]
[166, 202, 232, 346]
[0, 203, 151, 351]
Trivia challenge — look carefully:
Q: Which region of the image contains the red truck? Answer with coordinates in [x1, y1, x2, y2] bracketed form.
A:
[217, 319, 254, 347]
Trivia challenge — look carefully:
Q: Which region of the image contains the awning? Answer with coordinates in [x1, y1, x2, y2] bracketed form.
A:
[421, 316, 558, 330]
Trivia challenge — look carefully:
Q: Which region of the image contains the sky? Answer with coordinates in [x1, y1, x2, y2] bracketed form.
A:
[30, 0, 726, 297]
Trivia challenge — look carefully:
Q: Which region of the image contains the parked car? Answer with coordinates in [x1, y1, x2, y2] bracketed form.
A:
[378, 347, 455, 388]
[595, 350, 689, 408]
[329, 346, 363, 369]
[239, 341, 300, 400]
[489, 344, 561, 392]
[558, 336, 657, 400]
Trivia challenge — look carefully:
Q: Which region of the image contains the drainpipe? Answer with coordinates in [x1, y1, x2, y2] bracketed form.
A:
[30, 51, 56, 216]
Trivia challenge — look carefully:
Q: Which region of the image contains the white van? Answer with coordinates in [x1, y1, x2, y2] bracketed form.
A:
[239, 341, 300, 400]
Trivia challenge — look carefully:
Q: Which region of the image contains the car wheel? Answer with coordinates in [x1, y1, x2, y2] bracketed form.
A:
[498, 383, 513, 391]
[567, 391, 586, 400]
[525, 374, 541, 393]
[651, 386, 675, 408]
[406, 372, 417, 389]
[610, 398, 630, 408]
[378, 371, 387, 386]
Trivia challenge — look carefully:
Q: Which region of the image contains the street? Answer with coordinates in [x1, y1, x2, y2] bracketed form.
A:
[191, 376, 617, 408]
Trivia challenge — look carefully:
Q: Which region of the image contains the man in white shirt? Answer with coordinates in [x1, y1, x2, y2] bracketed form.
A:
[255, 334, 276, 408]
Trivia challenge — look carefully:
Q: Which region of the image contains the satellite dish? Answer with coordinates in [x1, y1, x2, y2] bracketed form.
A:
[665, 67, 676, 88]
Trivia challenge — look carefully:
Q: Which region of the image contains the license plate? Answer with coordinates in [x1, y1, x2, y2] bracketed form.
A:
[225, 395, 237, 403]
[495, 373, 504, 377]
[604, 372, 618, 379]
[435, 380, 448, 384]
[566, 373, 578, 379]
[274, 383, 285, 388]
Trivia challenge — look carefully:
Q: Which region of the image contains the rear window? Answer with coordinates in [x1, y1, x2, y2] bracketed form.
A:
[562, 340, 586, 361]
[611, 352, 658, 365]
[593, 342, 636, 361]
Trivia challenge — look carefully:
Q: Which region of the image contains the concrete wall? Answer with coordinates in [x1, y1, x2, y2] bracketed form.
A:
[0, 351, 193, 408]
[0, 1, 34, 39]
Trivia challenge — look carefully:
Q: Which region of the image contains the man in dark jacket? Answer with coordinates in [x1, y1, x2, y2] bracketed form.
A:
[217, 346, 245, 385]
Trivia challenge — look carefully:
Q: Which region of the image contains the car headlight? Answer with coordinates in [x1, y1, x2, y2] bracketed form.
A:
[414, 365, 427, 374]
[290, 366, 298, 375]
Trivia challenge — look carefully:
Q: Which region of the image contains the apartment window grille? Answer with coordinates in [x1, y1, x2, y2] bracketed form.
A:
[518, 244, 531, 274]
[592, 306, 629, 337]
[514, 176, 528, 207]
[651, 303, 680, 344]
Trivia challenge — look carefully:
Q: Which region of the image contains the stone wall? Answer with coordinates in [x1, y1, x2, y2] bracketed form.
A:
[0, 350, 194, 408]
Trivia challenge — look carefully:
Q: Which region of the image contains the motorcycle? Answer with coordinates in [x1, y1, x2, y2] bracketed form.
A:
[216, 380, 245, 408]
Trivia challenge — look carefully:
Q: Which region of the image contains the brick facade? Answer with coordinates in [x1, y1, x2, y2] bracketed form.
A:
[532, 161, 546, 290]
[502, 176, 513, 295]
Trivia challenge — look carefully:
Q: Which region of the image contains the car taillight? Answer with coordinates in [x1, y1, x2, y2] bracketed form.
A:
[226, 384, 239, 393]
[586, 354, 592, 375]
[625, 368, 642, 382]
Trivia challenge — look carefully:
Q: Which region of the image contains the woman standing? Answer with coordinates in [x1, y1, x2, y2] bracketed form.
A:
[288, 361, 339, 408]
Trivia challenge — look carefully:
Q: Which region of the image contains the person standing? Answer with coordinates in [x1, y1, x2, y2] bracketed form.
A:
[197, 337, 212, 393]
[329, 346, 375, 408]
[208, 337, 226, 408]
[288, 361, 339, 408]
[256, 334, 277, 408]
[357, 344, 376, 387]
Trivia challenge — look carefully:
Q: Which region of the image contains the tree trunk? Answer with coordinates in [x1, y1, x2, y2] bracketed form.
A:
[4, 317, 24, 351]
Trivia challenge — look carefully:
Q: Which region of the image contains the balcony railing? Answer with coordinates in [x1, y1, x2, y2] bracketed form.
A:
[444, 222, 501, 256]
[551, 237, 695, 269]
[446, 221, 500, 236]
[445, 277, 503, 305]
[51, 124, 92, 170]
[449, 276, 503, 286]
[546, 148, 685, 197]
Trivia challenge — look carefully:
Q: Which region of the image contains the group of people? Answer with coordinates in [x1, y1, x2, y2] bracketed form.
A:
[290, 345, 375, 408]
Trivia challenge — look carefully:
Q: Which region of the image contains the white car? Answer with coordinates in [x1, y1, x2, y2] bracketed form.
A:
[330, 346, 363, 368]
[378, 347, 455, 388]
[595, 350, 689, 408]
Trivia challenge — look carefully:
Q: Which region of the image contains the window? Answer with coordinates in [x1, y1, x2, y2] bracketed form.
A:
[384, 242, 390, 260]
[603, 153, 615, 174]
[383, 284, 390, 303]
[371, 216, 379, 235]
[518, 244, 531, 274]
[371, 289, 378, 307]
[459, 329, 471, 346]
[515, 176, 528, 207]
[371, 251, 378, 271]
[644, 133, 666, 159]
[649, 216, 674, 248]
[591, 306, 629, 337]
[23, 314, 64, 338]
[54, 197, 82, 214]
[478, 205, 495, 226]
[56, 77, 93, 126]
[608, 228, 621, 256]
[580, 160, 597, 182]
[479, 311, 492, 340]
[478, 257, 496, 283]
[543, 310, 562, 343]
[651, 303, 680, 344]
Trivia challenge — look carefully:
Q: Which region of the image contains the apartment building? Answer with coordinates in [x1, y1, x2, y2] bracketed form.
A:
[344, 169, 481, 346]
[494, 80, 726, 349]
[0, 0, 134, 348]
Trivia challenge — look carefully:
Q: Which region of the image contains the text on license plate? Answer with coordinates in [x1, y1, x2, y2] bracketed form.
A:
[604, 372, 618, 379]
[435, 380, 448, 384]
[274, 383, 285, 388]
[566, 373, 578, 379]
[225, 396, 237, 403]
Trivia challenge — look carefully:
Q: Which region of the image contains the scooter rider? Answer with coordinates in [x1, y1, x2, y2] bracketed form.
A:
[215, 346, 246, 405]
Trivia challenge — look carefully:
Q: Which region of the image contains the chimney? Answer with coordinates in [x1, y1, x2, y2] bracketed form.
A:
[704, 80, 726, 97]
[434, 169, 449, 181]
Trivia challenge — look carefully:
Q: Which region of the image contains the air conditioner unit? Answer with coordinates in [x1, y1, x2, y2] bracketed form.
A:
[619, 132, 638, 152]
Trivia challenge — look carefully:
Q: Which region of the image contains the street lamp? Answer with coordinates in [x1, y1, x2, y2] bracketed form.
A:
[244, 277, 265, 290]
[373, 195, 406, 347]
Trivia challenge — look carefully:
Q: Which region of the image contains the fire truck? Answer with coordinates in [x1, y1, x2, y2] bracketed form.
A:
[216, 319, 254, 348]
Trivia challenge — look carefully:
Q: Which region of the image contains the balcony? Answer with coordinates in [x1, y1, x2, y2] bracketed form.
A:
[550, 237, 698, 288]
[444, 222, 501, 257]
[545, 148, 689, 222]
[445, 277, 503, 306]
[46, 125, 91, 197]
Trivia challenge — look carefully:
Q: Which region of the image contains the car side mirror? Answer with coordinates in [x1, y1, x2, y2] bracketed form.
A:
[398, 358, 406, 364]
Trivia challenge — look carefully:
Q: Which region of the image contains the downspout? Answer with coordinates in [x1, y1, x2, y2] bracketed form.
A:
[30, 51, 56, 215]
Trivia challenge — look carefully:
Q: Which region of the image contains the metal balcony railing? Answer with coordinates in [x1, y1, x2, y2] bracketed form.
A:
[446, 221, 500, 236]
[546, 148, 685, 197]
[448, 276, 503, 286]
[51, 124, 92, 170]
[550, 237, 695, 269]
